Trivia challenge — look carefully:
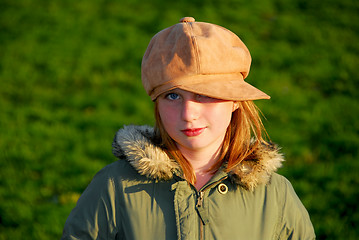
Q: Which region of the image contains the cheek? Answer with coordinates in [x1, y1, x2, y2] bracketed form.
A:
[158, 103, 178, 130]
[212, 103, 234, 126]
[218, 112, 232, 130]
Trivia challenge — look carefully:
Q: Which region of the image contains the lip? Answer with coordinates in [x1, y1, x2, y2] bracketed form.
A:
[181, 127, 206, 137]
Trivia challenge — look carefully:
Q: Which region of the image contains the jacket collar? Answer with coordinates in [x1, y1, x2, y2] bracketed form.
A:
[112, 125, 284, 191]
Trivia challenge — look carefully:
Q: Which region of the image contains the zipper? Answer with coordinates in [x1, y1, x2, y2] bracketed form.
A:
[196, 191, 204, 240]
[195, 176, 228, 240]
[196, 191, 204, 208]
[195, 175, 228, 212]
[199, 217, 204, 240]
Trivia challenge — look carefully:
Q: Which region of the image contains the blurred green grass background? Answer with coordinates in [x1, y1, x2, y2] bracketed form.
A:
[1, 0, 358, 239]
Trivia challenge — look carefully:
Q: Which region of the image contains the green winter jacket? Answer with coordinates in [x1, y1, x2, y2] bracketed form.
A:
[62, 125, 315, 240]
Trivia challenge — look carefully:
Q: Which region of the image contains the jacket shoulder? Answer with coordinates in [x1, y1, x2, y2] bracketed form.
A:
[62, 159, 148, 239]
[268, 173, 316, 239]
[98, 158, 150, 183]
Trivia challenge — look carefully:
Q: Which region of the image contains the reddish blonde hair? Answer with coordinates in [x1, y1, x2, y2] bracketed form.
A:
[154, 100, 267, 185]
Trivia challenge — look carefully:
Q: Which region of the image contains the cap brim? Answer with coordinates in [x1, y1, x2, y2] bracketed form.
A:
[150, 74, 270, 101]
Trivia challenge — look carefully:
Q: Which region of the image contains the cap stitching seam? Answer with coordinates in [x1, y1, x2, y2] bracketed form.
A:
[187, 22, 200, 74]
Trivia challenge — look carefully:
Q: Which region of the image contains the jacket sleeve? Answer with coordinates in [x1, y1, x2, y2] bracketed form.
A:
[275, 176, 316, 240]
[61, 165, 121, 240]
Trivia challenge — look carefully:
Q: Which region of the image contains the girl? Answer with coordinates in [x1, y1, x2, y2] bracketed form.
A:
[62, 17, 315, 239]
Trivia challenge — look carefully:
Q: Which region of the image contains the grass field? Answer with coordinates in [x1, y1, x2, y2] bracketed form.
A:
[1, 0, 358, 239]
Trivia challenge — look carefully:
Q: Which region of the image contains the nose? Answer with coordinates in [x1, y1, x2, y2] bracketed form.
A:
[181, 99, 200, 122]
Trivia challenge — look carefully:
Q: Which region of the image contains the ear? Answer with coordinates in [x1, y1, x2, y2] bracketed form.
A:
[232, 102, 239, 112]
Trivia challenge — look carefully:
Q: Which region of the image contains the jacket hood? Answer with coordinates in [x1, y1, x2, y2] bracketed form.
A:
[112, 125, 284, 191]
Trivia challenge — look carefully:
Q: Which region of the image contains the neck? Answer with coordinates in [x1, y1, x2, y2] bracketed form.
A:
[177, 144, 221, 190]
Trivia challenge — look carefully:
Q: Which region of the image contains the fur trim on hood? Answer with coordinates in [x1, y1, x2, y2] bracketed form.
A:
[112, 125, 284, 191]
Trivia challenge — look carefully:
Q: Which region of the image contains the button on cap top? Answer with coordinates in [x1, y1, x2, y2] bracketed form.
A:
[179, 17, 195, 23]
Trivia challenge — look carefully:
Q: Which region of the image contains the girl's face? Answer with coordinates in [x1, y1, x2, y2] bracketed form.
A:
[157, 89, 237, 155]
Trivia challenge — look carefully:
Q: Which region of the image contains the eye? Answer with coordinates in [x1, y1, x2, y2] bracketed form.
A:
[197, 94, 210, 99]
[165, 92, 180, 100]
[196, 94, 214, 102]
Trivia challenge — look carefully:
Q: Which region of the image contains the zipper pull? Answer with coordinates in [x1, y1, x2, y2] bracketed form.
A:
[196, 191, 204, 208]
[196, 191, 209, 225]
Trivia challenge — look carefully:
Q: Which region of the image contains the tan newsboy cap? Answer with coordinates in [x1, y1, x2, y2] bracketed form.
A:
[141, 17, 270, 101]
